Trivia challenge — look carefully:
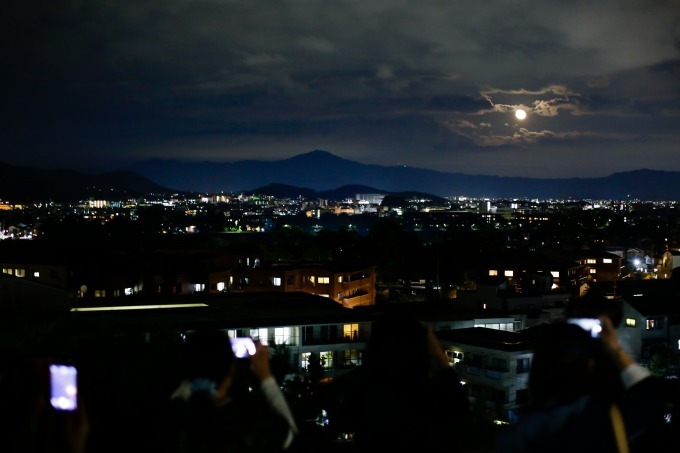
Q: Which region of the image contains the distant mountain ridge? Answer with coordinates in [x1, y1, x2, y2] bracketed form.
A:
[2, 151, 680, 202]
[129, 150, 680, 200]
[0, 161, 175, 203]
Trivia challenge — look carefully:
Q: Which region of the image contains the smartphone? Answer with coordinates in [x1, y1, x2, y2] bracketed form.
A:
[568, 318, 602, 338]
[230, 337, 256, 358]
[49, 364, 78, 411]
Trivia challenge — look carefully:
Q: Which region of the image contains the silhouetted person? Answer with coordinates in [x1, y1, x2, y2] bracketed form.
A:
[162, 330, 298, 452]
[564, 286, 623, 328]
[495, 315, 674, 452]
[325, 313, 471, 452]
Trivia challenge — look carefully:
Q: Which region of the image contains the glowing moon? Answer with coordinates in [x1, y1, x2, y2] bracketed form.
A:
[515, 109, 527, 120]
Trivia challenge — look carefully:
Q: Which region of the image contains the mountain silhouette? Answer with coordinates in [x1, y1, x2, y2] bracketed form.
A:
[2, 152, 679, 202]
[0, 161, 176, 203]
[128, 150, 680, 200]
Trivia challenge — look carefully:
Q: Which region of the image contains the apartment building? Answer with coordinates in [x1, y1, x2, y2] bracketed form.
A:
[234, 262, 376, 307]
[438, 327, 535, 421]
[0, 240, 375, 308]
[44, 292, 528, 386]
[617, 279, 680, 366]
[479, 248, 622, 304]
[481, 249, 587, 294]
[658, 248, 680, 279]
[0, 273, 72, 313]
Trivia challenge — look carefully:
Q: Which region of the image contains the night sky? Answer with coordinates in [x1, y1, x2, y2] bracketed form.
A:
[2, 1, 679, 178]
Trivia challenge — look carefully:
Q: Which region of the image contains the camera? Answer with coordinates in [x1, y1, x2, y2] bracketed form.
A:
[567, 318, 603, 338]
[49, 364, 78, 411]
[230, 337, 256, 358]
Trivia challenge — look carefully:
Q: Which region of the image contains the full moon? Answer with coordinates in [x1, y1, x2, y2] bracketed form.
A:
[515, 109, 527, 120]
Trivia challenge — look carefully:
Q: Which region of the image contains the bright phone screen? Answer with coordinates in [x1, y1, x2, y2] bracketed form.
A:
[50, 364, 78, 411]
[230, 337, 256, 358]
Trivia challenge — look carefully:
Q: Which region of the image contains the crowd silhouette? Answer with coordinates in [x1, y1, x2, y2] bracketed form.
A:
[2, 297, 680, 452]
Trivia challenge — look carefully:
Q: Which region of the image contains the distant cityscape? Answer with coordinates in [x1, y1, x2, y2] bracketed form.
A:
[0, 188, 677, 242]
[1, 188, 678, 276]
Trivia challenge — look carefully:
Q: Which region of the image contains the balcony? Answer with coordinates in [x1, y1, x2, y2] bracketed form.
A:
[301, 332, 369, 346]
[342, 292, 373, 308]
[456, 364, 509, 381]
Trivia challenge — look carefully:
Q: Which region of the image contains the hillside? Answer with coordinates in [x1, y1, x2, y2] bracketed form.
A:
[3, 151, 680, 202]
[0, 162, 177, 203]
[128, 150, 680, 200]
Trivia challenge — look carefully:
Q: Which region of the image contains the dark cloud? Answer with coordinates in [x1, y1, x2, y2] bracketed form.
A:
[1, 0, 678, 177]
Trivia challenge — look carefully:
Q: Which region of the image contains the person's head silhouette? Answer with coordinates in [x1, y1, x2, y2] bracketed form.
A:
[528, 321, 622, 409]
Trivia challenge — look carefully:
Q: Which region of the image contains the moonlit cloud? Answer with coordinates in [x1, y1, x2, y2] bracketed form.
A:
[1, 0, 678, 178]
[531, 99, 582, 117]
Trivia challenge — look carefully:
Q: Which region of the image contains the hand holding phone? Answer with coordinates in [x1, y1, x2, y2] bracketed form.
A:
[50, 364, 78, 411]
[230, 337, 256, 358]
[567, 318, 603, 338]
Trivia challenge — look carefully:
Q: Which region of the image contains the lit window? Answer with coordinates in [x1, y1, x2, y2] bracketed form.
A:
[590, 268, 597, 274]
[344, 349, 361, 366]
[216, 282, 225, 291]
[550, 271, 559, 278]
[274, 327, 291, 345]
[124, 288, 133, 296]
[489, 270, 498, 276]
[447, 350, 464, 364]
[194, 283, 205, 292]
[586, 259, 596, 264]
[301, 352, 311, 370]
[15, 268, 25, 278]
[94, 290, 106, 298]
[625, 318, 636, 327]
[338, 276, 343, 283]
[646, 319, 664, 330]
[309, 276, 316, 284]
[272, 277, 282, 286]
[320, 351, 332, 368]
[318, 276, 330, 284]
[251, 328, 268, 345]
[504, 270, 513, 277]
[2, 268, 11, 274]
[344, 324, 359, 340]
[33, 271, 40, 278]
[603, 258, 613, 264]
